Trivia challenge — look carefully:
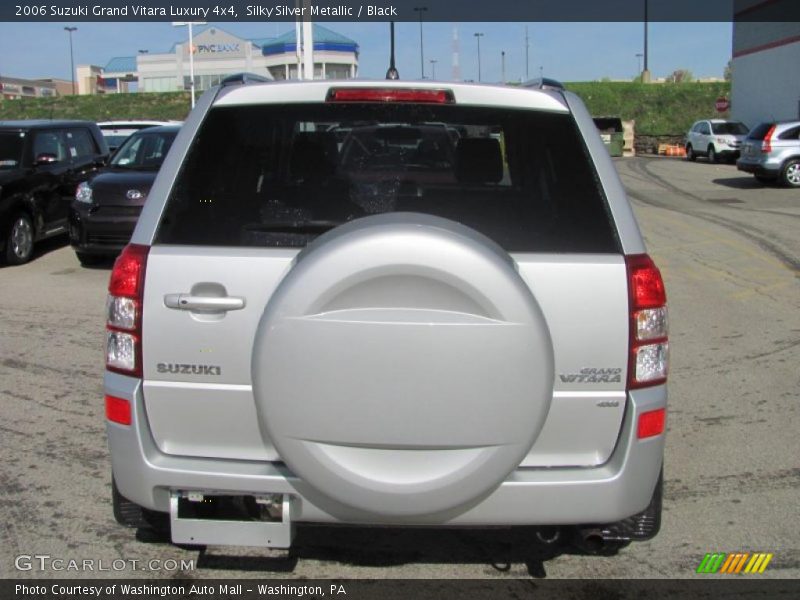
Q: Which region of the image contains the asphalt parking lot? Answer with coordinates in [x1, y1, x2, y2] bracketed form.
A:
[1, 156, 798, 580]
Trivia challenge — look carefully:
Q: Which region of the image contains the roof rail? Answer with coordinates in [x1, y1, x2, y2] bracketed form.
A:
[521, 77, 565, 91]
[220, 72, 271, 87]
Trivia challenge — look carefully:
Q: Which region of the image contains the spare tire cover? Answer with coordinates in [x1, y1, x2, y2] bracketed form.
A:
[252, 213, 554, 517]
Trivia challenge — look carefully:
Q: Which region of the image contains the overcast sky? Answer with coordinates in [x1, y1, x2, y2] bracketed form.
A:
[0, 21, 733, 83]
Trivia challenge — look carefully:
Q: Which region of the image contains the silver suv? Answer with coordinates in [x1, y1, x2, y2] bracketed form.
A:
[737, 120, 800, 187]
[104, 78, 668, 555]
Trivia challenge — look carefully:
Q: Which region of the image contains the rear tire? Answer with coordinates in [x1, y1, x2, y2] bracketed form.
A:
[780, 159, 800, 188]
[76, 251, 104, 267]
[685, 145, 696, 162]
[112, 477, 170, 534]
[112, 477, 148, 529]
[3, 212, 34, 265]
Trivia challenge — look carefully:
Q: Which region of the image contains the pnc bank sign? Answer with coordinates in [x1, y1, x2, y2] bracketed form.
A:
[193, 43, 241, 54]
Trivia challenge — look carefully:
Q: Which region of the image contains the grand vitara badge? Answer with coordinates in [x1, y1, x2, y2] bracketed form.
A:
[559, 367, 622, 383]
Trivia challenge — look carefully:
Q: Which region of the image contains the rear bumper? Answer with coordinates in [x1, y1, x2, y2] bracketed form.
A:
[106, 371, 666, 527]
[736, 161, 779, 178]
[716, 149, 740, 159]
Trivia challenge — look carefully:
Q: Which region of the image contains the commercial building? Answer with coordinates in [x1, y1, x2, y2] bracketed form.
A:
[731, 1, 800, 127]
[0, 76, 73, 99]
[77, 24, 359, 95]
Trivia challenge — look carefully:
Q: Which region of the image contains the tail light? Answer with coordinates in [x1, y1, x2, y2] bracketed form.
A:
[626, 254, 668, 389]
[326, 88, 454, 104]
[762, 125, 776, 153]
[106, 244, 149, 378]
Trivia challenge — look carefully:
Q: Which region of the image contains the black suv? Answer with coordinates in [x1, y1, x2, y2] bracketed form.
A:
[0, 120, 108, 264]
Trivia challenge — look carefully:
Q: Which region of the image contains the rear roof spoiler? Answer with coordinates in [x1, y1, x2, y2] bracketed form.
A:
[220, 72, 272, 87]
[521, 77, 565, 92]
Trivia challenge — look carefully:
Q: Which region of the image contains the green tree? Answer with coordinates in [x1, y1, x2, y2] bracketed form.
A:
[669, 69, 694, 83]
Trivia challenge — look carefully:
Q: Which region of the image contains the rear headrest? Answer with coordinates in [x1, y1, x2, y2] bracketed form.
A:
[455, 138, 503, 184]
[289, 132, 338, 181]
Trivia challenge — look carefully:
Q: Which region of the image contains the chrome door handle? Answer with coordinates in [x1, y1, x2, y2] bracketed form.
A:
[164, 293, 246, 312]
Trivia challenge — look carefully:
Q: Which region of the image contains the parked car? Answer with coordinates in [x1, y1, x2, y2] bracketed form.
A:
[69, 125, 180, 265]
[0, 120, 108, 265]
[106, 78, 667, 555]
[97, 120, 177, 152]
[737, 120, 800, 187]
[685, 119, 749, 163]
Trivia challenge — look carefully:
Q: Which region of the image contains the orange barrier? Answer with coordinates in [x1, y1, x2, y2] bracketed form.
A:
[659, 144, 687, 157]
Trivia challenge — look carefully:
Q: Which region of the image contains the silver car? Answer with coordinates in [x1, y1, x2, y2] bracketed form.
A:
[737, 120, 800, 187]
[103, 78, 668, 555]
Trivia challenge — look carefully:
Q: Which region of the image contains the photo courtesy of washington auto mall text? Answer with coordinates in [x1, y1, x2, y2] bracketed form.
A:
[15, 583, 348, 597]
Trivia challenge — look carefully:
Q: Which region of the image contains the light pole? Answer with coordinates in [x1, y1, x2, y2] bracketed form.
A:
[474, 32, 484, 82]
[524, 26, 529, 80]
[414, 6, 428, 78]
[173, 21, 206, 108]
[429, 59, 437, 80]
[64, 27, 77, 95]
[501, 51, 506, 84]
[642, 0, 650, 82]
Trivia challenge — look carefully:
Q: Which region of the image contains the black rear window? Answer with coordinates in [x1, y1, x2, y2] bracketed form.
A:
[156, 103, 619, 253]
[778, 126, 800, 141]
[593, 117, 623, 132]
[711, 122, 749, 135]
[748, 123, 775, 140]
[111, 130, 177, 170]
[0, 131, 25, 169]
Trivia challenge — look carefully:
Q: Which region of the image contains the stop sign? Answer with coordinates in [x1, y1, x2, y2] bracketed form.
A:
[715, 97, 730, 112]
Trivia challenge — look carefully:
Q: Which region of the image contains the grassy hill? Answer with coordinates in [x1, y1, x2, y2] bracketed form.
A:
[565, 81, 731, 135]
[0, 82, 731, 136]
[0, 91, 191, 122]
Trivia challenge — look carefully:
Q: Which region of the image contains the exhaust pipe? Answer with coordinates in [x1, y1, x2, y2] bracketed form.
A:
[573, 527, 607, 554]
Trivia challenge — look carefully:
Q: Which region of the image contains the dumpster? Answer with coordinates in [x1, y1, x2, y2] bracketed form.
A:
[592, 116, 625, 157]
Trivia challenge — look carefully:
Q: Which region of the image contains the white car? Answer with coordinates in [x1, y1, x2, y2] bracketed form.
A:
[97, 120, 180, 152]
[685, 119, 749, 163]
